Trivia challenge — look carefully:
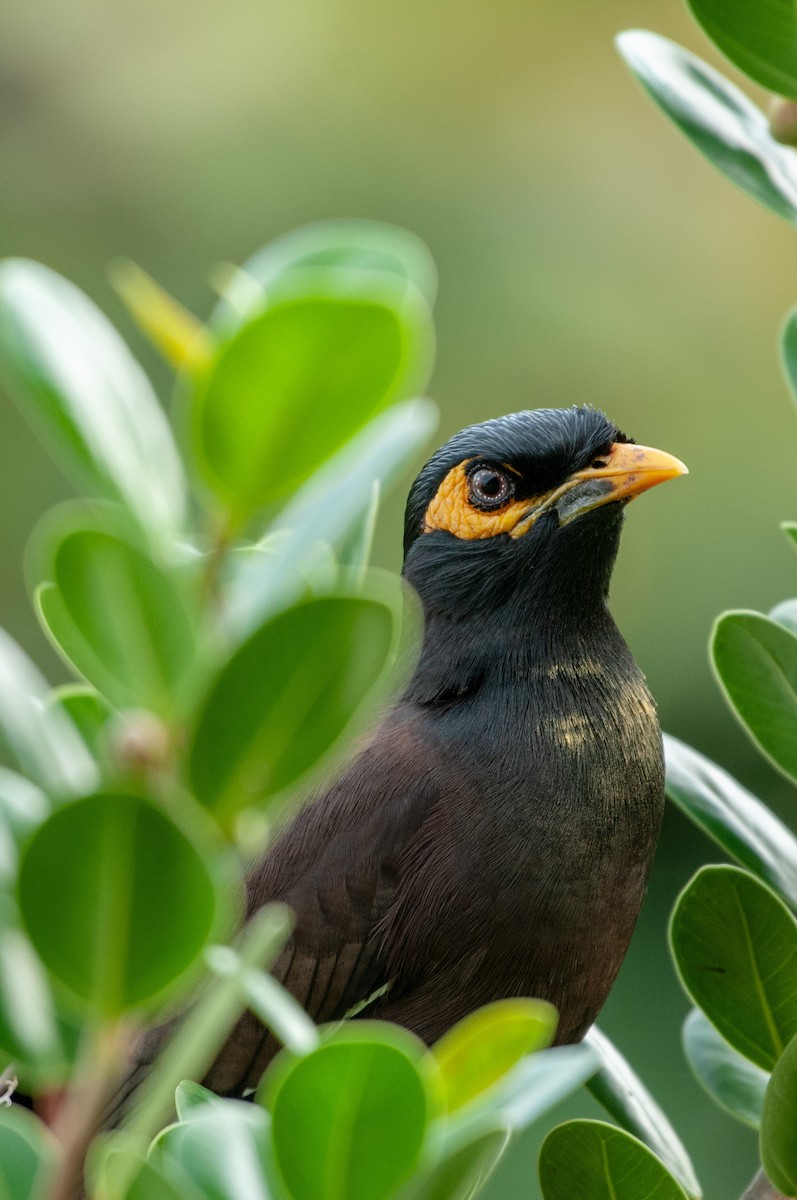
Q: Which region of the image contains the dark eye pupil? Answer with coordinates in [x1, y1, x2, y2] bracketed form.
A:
[469, 467, 512, 506]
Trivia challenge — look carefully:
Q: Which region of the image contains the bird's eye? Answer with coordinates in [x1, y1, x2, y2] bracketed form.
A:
[467, 466, 514, 510]
[590, 457, 610, 470]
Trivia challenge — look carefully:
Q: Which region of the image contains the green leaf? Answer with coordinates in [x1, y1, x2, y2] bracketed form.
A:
[17, 793, 220, 1015]
[769, 599, 797, 637]
[0, 768, 48, 885]
[539, 1120, 688, 1200]
[688, 0, 797, 101]
[431, 998, 557, 1113]
[669, 865, 797, 1071]
[213, 220, 437, 333]
[189, 587, 400, 830]
[47, 686, 112, 754]
[32, 515, 198, 715]
[226, 398, 437, 637]
[711, 611, 797, 784]
[781, 308, 797, 417]
[761, 1031, 797, 1196]
[0, 1106, 56, 1200]
[240, 967, 319, 1057]
[0, 916, 68, 1078]
[663, 734, 797, 912]
[616, 31, 797, 227]
[0, 260, 186, 545]
[397, 1130, 508, 1200]
[151, 1102, 273, 1200]
[584, 1027, 701, 1199]
[265, 1023, 430, 1200]
[189, 271, 434, 513]
[0, 627, 97, 797]
[682, 1008, 769, 1129]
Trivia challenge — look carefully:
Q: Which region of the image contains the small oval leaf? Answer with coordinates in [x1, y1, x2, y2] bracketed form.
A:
[670, 865, 797, 1071]
[761, 1031, 797, 1196]
[0, 1106, 56, 1200]
[688, 0, 797, 101]
[539, 1120, 689, 1200]
[617, 31, 797, 227]
[711, 611, 797, 784]
[17, 793, 219, 1014]
[0, 259, 186, 544]
[190, 273, 433, 512]
[265, 1023, 429, 1200]
[432, 998, 556, 1113]
[189, 590, 399, 829]
[682, 1008, 769, 1129]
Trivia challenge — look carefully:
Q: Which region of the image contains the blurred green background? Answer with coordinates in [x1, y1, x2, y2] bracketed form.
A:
[1, 0, 794, 1193]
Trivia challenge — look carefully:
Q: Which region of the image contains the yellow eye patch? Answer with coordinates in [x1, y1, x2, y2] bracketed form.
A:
[422, 463, 534, 540]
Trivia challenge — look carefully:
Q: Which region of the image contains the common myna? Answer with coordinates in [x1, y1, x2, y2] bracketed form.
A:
[132, 405, 686, 1097]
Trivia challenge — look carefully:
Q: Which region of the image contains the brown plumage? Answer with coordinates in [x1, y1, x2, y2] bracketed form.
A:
[128, 406, 686, 1104]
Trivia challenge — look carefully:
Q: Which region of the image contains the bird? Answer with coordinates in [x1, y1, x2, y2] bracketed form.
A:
[129, 405, 686, 1101]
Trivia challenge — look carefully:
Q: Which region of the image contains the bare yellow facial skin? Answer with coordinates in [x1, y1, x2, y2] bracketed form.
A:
[422, 443, 687, 541]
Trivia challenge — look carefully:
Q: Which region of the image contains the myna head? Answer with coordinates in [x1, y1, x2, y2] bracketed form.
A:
[403, 407, 686, 619]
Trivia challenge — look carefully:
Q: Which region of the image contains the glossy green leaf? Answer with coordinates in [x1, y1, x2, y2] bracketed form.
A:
[190, 589, 399, 829]
[761, 1032, 797, 1196]
[539, 1120, 688, 1200]
[432, 998, 557, 1113]
[174, 1080, 222, 1121]
[17, 793, 219, 1014]
[123, 905, 293, 1145]
[670, 865, 797, 1071]
[663, 734, 797, 912]
[0, 1106, 56, 1200]
[190, 270, 433, 512]
[265, 1023, 429, 1200]
[151, 1102, 273, 1200]
[0, 260, 186, 543]
[397, 1130, 508, 1200]
[711, 611, 797, 783]
[226, 398, 437, 636]
[616, 31, 797, 226]
[0, 626, 97, 797]
[33, 520, 197, 715]
[214, 220, 437, 333]
[585, 1027, 701, 1199]
[442, 1044, 598, 1154]
[682, 1008, 769, 1129]
[688, 0, 797, 101]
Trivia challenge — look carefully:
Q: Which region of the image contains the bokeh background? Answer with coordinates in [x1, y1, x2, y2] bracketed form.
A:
[2, 0, 795, 1193]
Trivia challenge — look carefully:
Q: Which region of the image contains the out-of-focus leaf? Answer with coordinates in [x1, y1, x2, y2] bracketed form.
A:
[109, 259, 212, 372]
[781, 520, 797, 553]
[0, 1106, 56, 1200]
[0, 768, 48, 884]
[585, 1027, 701, 1199]
[190, 270, 433, 513]
[431, 998, 557, 1114]
[189, 587, 400, 831]
[33, 518, 197, 715]
[17, 793, 220, 1015]
[99, 1144, 204, 1200]
[0, 260, 186, 544]
[682, 1008, 769, 1129]
[240, 968, 319, 1057]
[781, 308, 797, 419]
[442, 1045, 598, 1155]
[264, 1023, 430, 1200]
[616, 31, 797, 226]
[539, 1120, 689, 1200]
[0, 917, 68, 1078]
[711, 611, 797, 783]
[663, 734, 797, 912]
[151, 1102, 272, 1200]
[47, 686, 112, 755]
[397, 1130, 508, 1200]
[769, 599, 797, 637]
[174, 1081, 222, 1121]
[213, 220, 437, 333]
[669, 865, 797, 1071]
[687, 0, 797, 101]
[338, 480, 380, 584]
[123, 905, 293, 1145]
[761, 1032, 797, 1196]
[226, 398, 437, 637]
[0, 627, 97, 797]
